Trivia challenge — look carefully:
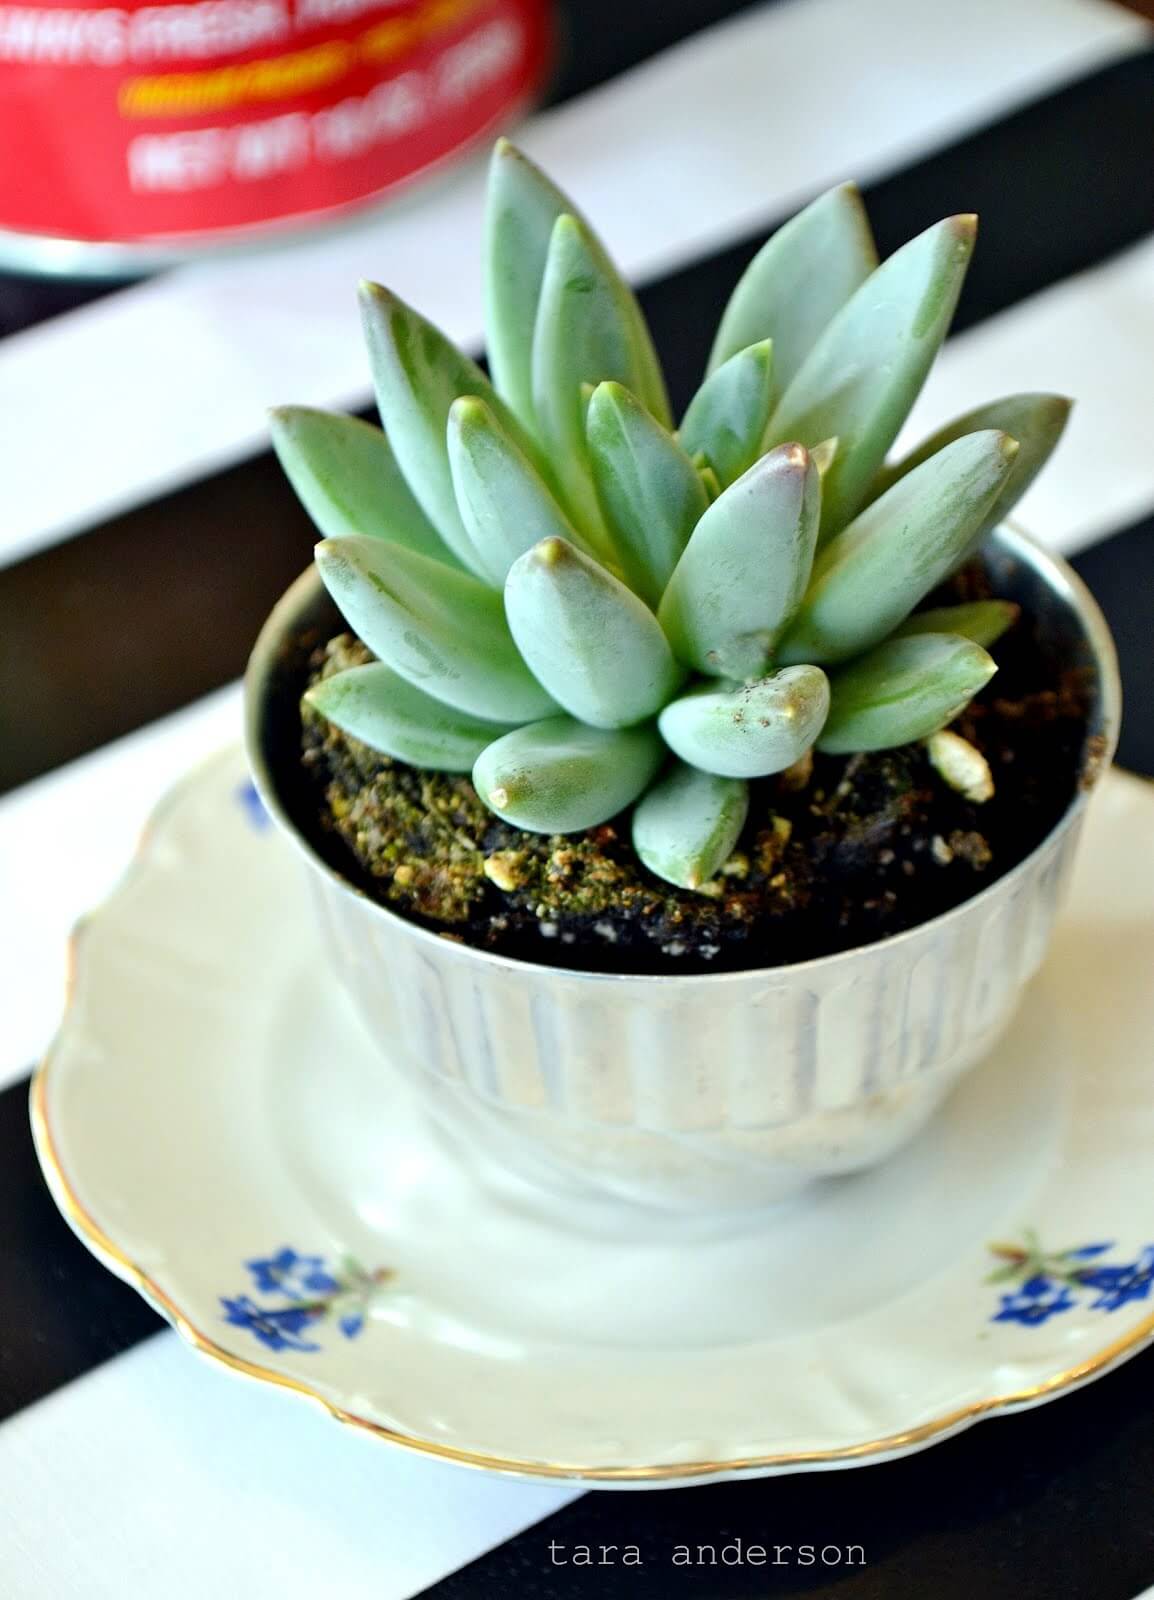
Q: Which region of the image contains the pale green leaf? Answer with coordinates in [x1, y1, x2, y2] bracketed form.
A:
[314, 535, 556, 723]
[659, 668, 830, 779]
[872, 392, 1072, 552]
[818, 633, 996, 753]
[894, 600, 1019, 649]
[304, 663, 512, 771]
[359, 281, 544, 577]
[632, 762, 749, 890]
[474, 716, 664, 833]
[658, 443, 820, 679]
[777, 430, 1017, 665]
[269, 407, 460, 567]
[679, 340, 774, 488]
[447, 395, 584, 586]
[504, 536, 685, 728]
[484, 140, 670, 431]
[766, 215, 977, 538]
[532, 214, 670, 546]
[585, 381, 707, 607]
[708, 182, 877, 399]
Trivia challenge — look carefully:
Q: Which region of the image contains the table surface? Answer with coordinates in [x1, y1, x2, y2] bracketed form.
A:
[2, 1, 1154, 1595]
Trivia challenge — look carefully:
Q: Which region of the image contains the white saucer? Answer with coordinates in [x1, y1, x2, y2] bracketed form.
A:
[33, 748, 1154, 1487]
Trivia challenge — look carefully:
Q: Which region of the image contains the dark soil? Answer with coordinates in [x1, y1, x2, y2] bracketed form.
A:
[297, 565, 1095, 974]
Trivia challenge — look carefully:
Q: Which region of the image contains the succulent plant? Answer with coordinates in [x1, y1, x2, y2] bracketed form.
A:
[272, 140, 1069, 891]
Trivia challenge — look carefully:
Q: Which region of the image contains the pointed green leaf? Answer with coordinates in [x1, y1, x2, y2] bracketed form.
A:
[632, 762, 749, 890]
[811, 436, 838, 478]
[777, 430, 1017, 666]
[679, 340, 774, 488]
[359, 281, 544, 577]
[314, 535, 556, 723]
[269, 407, 461, 568]
[658, 443, 820, 680]
[304, 663, 512, 771]
[818, 633, 996, 753]
[585, 381, 707, 607]
[505, 537, 685, 728]
[447, 396, 585, 586]
[708, 183, 877, 398]
[894, 600, 1019, 649]
[697, 459, 722, 503]
[474, 716, 664, 833]
[532, 214, 670, 544]
[484, 140, 670, 432]
[766, 215, 977, 538]
[873, 393, 1072, 550]
[659, 667, 830, 779]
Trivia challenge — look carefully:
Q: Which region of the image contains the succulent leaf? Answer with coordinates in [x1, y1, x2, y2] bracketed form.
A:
[585, 381, 708, 607]
[817, 633, 996, 753]
[484, 138, 573, 430]
[485, 141, 670, 433]
[679, 340, 774, 488]
[708, 183, 877, 399]
[810, 436, 838, 478]
[314, 535, 556, 723]
[269, 407, 460, 568]
[766, 215, 977, 538]
[532, 214, 670, 546]
[874, 392, 1071, 551]
[359, 281, 544, 577]
[304, 663, 512, 771]
[658, 443, 820, 679]
[505, 537, 685, 728]
[894, 599, 1019, 649]
[632, 762, 749, 890]
[697, 459, 722, 503]
[659, 667, 830, 779]
[447, 395, 585, 586]
[474, 715, 664, 833]
[777, 430, 1017, 665]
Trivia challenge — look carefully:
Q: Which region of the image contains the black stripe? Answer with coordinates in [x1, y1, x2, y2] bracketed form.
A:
[0, 0, 772, 341]
[414, 1348, 1154, 1600]
[0, 1079, 162, 1420]
[4, 48, 1154, 797]
[1071, 514, 1154, 778]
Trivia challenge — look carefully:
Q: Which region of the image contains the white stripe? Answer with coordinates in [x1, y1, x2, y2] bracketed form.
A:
[6, 223, 1154, 1090]
[0, 686, 243, 1085]
[898, 232, 1154, 555]
[0, 0, 1145, 569]
[0, 1337, 577, 1598]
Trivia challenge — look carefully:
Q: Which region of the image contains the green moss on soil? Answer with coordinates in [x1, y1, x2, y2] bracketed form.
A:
[300, 613, 1090, 974]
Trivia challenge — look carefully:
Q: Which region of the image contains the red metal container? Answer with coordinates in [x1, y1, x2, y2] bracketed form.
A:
[0, 0, 550, 270]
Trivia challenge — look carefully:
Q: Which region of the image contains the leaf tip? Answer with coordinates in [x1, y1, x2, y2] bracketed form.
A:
[997, 432, 1021, 464]
[534, 535, 570, 568]
[448, 393, 490, 429]
[949, 213, 979, 247]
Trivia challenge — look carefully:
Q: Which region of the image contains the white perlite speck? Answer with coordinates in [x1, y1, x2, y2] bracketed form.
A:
[925, 730, 995, 804]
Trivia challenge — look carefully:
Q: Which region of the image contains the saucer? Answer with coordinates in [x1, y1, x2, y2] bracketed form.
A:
[33, 748, 1154, 1487]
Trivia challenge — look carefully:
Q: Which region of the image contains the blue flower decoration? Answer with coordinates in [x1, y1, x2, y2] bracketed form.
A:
[221, 1296, 322, 1352]
[246, 1247, 339, 1299]
[993, 1280, 1077, 1327]
[1080, 1246, 1154, 1311]
[236, 779, 271, 831]
[221, 1247, 393, 1354]
[988, 1236, 1154, 1327]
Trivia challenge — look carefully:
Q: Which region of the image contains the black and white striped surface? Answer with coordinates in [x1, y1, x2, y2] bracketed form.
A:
[2, 1, 1154, 1594]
